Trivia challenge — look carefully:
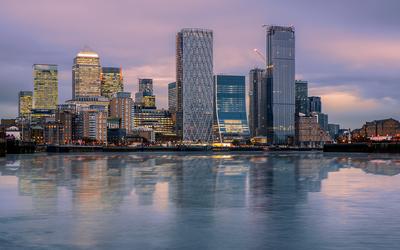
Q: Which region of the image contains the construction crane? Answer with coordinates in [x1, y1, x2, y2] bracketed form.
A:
[253, 48, 266, 64]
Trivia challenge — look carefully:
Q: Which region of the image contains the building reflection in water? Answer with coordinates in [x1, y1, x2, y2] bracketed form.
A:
[1, 152, 400, 214]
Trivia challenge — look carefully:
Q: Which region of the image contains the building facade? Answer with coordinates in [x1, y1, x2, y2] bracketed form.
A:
[296, 114, 332, 148]
[110, 92, 134, 134]
[133, 106, 175, 138]
[176, 28, 214, 143]
[33, 64, 58, 110]
[308, 96, 322, 113]
[18, 91, 33, 118]
[101, 67, 123, 99]
[214, 75, 250, 142]
[248, 68, 265, 138]
[72, 49, 101, 99]
[360, 118, 400, 138]
[135, 78, 156, 108]
[265, 25, 296, 144]
[76, 105, 107, 143]
[168, 82, 177, 113]
[295, 80, 309, 115]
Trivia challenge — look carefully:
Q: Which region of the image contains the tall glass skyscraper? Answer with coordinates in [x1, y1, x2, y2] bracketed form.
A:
[248, 68, 265, 137]
[101, 67, 123, 99]
[214, 75, 249, 142]
[18, 91, 32, 118]
[72, 49, 101, 99]
[265, 26, 295, 144]
[176, 28, 214, 143]
[33, 64, 58, 110]
[295, 80, 309, 115]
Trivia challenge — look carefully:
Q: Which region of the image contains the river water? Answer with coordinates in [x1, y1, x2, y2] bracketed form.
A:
[1, 152, 400, 249]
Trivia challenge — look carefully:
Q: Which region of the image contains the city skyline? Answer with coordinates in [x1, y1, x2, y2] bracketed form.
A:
[0, 0, 399, 129]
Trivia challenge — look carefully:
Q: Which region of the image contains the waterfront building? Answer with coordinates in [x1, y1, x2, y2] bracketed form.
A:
[265, 25, 296, 144]
[101, 67, 123, 99]
[168, 82, 177, 113]
[76, 105, 107, 143]
[248, 68, 265, 138]
[72, 49, 101, 99]
[131, 127, 155, 143]
[43, 122, 64, 145]
[110, 92, 134, 133]
[214, 75, 250, 143]
[359, 118, 400, 138]
[328, 124, 340, 140]
[18, 91, 33, 118]
[176, 28, 214, 143]
[308, 96, 322, 113]
[295, 80, 309, 115]
[295, 114, 332, 148]
[56, 104, 77, 144]
[133, 105, 175, 139]
[107, 128, 126, 145]
[33, 64, 58, 111]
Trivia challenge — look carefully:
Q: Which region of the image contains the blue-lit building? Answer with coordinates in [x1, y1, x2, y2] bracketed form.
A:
[214, 75, 250, 143]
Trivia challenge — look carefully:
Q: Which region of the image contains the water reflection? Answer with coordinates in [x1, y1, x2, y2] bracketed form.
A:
[1, 152, 400, 249]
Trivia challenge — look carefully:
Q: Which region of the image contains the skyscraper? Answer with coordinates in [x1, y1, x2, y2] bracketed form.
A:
[309, 96, 322, 113]
[214, 75, 249, 142]
[295, 80, 309, 115]
[168, 82, 177, 113]
[135, 78, 156, 108]
[248, 68, 265, 137]
[265, 25, 296, 144]
[72, 49, 101, 99]
[176, 28, 214, 143]
[110, 92, 134, 134]
[18, 91, 32, 118]
[101, 67, 123, 99]
[33, 64, 58, 110]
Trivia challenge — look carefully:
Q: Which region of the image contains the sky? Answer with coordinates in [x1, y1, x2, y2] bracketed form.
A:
[0, 0, 399, 129]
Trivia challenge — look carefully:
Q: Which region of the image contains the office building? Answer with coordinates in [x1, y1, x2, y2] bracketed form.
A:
[265, 25, 296, 144]
[56, 104, 77, 144]
[76, 105, 107, 143]
[33, 64, 58, 110]
[176, 28, 214, 142]
[316, 112, 329, 132]
[72, 49, 101, 98]
[18, 91, 33, 118]
[168, 82, 177, 113]
[135, 78, 156, 108]
[295, 80, 309, 115]
[328, 124, 340, 139]
[66, 96, 110, 111]
[214, 75, 250, 142]
[248, 68, 265, 138]
[101, 67, 123, 99]
[133, 105, 175, 139]
[110, 92, 134, 134]
[309, 96, 322, 113]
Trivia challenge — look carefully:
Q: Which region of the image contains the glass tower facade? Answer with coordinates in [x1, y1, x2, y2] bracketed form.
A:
[33, 64, 58, 110]
[295, 80, 309, 115]
[266, 26, 295, 144]
[168, 82, 177, 113]
[176, 28, 214, 143]
[214, 75, 250, 142]
[309, 96, 322, 113]
[18, 91, 32, 118]
[72, 49, 101, 99]
[248, 68, 265, 137]
[101, 67, 123, 99]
